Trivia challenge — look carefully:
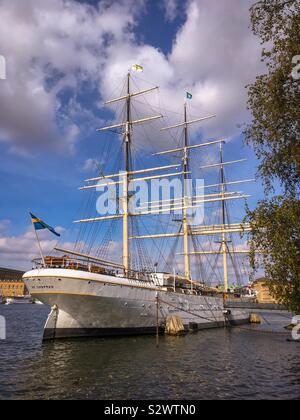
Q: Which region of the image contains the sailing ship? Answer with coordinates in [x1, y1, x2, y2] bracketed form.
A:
[23, 70, 252, 340]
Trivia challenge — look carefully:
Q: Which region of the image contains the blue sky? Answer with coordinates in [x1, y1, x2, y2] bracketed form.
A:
[0, 0, 266, 276]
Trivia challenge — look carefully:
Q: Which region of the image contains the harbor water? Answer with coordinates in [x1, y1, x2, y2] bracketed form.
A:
[0, 305, 299, 400]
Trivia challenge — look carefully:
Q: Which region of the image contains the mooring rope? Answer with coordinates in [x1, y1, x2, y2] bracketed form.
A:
[235, 325, 294, 336]
[158, 297, 223, 324]
[157, 297, 299, 338]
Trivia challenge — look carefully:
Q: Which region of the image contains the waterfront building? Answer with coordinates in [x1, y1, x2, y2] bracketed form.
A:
[252, 278, 278, 304]
[0, 267, 26, 297]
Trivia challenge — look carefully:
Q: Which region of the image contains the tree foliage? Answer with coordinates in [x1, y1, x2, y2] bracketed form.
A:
[247, 197, 300, 312]
[245, 0, 300, 312]
[246, 0, 300, 194]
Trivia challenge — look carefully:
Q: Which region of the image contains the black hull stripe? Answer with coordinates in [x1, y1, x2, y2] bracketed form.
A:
[43, 318, 249, 340]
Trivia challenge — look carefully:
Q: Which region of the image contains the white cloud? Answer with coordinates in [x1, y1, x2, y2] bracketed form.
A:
[0, 225, 80, 271]
[82, 158, 101, 172]
[0, 0, 143, 154]
[163, 0, 181, 21]
[0, 220, 123, 271]
[168, 0, 263, 135]
[0, 0, 263, 156]
[0, 229, 57, 270]
[0, 219, 11, 234]
[0, 0, 265, 273]
[99, 0, 264, 151]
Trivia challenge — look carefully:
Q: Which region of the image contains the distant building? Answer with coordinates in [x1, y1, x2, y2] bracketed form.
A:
[0, 267, 26, 297]
[252, 278, 278, 304]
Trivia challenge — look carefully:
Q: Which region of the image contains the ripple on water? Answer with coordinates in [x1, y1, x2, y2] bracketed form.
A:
[0, 305, 300, 400]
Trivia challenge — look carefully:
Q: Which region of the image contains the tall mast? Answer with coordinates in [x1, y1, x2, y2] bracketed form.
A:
[220, 142, 229, 292]
[123, 72, 131, 275]
[81, 72, 163, 276]
[183, 102, 191, 280]
[79, 77, 233, 281]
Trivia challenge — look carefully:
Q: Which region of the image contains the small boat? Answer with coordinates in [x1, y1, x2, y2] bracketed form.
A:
[32, 299, 44, 305]
[5, 296, 33, 305]
[5, 298, 14, 305]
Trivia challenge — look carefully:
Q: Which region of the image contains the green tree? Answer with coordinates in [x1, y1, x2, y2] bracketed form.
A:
[245, 0, 300, 312]
[247, 198, 300, 311]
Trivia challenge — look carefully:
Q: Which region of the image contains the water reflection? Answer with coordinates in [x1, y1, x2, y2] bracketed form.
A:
[0, 306, 299, 400]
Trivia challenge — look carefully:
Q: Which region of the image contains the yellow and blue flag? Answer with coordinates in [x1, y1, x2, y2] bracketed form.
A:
[30, 213, 60, 237]
[132, 64, 144, 72]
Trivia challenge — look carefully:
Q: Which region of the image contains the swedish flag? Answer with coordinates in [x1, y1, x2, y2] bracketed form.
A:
[132, 64, 144, 72]
[30, 213, 60, 237]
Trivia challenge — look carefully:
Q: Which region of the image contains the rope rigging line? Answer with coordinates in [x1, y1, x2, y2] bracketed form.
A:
[128, 129, 183, 274]
[234, 326, 292, 336]
[66, 73, 252, 293]
[190, 232, 206, 284]
[163, 225, 182, 274]
[157, 297, 223, 324]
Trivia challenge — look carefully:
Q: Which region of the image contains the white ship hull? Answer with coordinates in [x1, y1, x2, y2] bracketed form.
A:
[23, 268, 249, 340]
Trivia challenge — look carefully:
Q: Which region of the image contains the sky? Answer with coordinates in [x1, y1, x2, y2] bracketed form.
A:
[0, 0, 267, 273]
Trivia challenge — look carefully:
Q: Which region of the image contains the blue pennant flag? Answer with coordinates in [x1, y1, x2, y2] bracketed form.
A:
[30, 213, 60, 237]
[186, 92, 193, 100]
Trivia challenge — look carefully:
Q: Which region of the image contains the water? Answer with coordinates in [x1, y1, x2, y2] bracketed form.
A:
[0, 305, 299, 400]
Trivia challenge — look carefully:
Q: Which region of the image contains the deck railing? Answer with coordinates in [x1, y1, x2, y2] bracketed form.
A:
[32, 256, 156, 284]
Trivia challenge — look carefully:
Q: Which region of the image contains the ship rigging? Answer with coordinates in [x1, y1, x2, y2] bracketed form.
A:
[23, 69, 252, 340]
